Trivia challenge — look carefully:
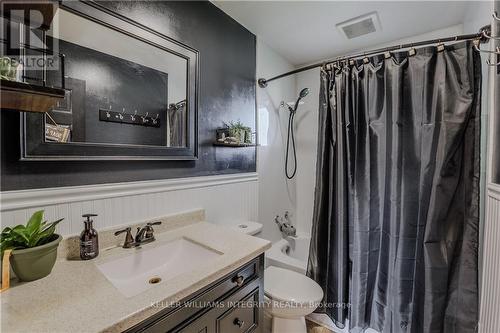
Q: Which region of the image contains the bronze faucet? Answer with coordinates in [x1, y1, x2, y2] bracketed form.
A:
[135, 221, 162, 244]
[115, 221, 162, 248]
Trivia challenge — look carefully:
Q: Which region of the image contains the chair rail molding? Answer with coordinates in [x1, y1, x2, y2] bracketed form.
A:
[0, 172, 259, 211]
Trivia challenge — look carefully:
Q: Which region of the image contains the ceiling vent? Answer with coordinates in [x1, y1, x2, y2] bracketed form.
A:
[336, 12, 381, 39]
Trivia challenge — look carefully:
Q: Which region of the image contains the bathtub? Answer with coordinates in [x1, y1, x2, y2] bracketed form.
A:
[265, 233, 310, 274]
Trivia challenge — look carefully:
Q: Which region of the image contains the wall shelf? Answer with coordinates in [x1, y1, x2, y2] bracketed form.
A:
[213, 141, 256, 148]
[0, 80, 66, 113]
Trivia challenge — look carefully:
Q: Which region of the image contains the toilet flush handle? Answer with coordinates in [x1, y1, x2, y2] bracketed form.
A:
[232, 275, 245, 287]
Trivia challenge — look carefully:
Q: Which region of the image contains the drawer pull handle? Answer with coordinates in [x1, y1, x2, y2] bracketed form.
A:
[232, 275, 245, 286]
[233, 318, 245, 328]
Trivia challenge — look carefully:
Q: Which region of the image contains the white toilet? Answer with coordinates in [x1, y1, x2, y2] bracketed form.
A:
[264, 266, 324, 333]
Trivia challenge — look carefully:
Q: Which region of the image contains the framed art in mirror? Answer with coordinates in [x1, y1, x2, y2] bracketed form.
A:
[17, 1, 198, 160]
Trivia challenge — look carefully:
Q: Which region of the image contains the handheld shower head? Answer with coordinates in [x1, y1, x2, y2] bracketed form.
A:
[292, 87, 310, 112]
[299, 87, 310, 99]
[284, 87, 310, 179]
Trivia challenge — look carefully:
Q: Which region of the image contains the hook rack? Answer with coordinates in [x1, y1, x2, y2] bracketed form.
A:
[99, 108, 161, 128]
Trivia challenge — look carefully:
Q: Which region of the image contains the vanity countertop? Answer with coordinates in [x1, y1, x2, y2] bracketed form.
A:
[0, 221, 271, 333]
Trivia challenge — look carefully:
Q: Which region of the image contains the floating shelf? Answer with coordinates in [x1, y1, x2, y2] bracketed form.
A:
[0, 80, 66, 113]
[213, 141, 256, 148]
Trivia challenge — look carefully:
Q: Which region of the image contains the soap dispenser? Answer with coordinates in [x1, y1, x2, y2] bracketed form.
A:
[80, 213, 99, 260]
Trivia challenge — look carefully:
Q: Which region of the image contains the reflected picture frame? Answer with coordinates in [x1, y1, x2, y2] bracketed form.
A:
[20, 0, 199, 160]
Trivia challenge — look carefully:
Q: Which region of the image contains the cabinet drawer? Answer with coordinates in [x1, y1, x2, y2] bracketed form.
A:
[216, 288, 260, 333]
[128, 255, 263, 333]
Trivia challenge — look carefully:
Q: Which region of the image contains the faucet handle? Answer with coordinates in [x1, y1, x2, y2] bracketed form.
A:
[147, 221, 162, 226]
[145, 221, 161, 240]
[284, 211, 292, 222]
[114, 227, 135, 248]
[114, 227, 131, 236]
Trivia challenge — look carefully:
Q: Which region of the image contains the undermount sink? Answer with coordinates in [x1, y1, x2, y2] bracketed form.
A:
[96, 238, 222, 298]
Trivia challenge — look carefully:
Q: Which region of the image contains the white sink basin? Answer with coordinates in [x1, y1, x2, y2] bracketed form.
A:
[96, 238, 222, 298]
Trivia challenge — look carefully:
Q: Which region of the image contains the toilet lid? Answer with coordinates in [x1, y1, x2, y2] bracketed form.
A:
[264, 266, 324, 304]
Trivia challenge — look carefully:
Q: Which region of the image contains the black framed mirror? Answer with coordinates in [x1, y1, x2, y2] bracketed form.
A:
[21, 1, 198, 160]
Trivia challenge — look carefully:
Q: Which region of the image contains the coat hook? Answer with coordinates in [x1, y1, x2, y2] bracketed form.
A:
[106, 104, 112, 118]
[131, 110, 137, 121]
[117, 108, 124, 120]
[152, 113, 159, 125]
[141, 112, 149, 124]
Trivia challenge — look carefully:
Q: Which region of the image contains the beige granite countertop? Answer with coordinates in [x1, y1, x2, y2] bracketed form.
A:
[0, 221, 271, 333]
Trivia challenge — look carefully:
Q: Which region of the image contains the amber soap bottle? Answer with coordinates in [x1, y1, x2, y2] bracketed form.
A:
[80, 213, 99, 260]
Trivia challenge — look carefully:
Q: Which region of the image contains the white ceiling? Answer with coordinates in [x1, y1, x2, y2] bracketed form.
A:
[214, 1, 474, 65]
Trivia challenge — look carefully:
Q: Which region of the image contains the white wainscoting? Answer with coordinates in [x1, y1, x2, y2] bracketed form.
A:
[0, 173, 259, 236]
[479, 183, 500, 332]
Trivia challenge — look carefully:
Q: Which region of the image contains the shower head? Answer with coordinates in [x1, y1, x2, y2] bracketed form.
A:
[291, 87, 310, 112]
[299, 88, 310, 99]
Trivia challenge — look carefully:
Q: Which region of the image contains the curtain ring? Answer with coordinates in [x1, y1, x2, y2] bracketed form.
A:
[486, 58, 500, 66]
[481, 30, 500, 41]
[493, 11, 500, 21]
[473, 40, 500, 54]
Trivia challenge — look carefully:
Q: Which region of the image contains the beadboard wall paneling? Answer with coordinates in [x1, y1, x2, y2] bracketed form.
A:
[479, 2, 500, 331]
[0, 174, 258, 236]
[479, 184, 500, 332]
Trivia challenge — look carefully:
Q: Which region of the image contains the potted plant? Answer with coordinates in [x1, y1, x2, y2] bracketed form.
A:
[226, 120, 253, 144]
[1, 210, 63, 281]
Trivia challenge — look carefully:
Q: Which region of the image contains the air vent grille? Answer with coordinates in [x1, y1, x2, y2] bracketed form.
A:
[337, 12, 381, 40]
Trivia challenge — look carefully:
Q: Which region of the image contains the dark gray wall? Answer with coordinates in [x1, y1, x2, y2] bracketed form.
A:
[1, 1, 257, 191]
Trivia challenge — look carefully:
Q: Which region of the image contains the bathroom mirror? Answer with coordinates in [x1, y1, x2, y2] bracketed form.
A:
[21, 1, 198, 160]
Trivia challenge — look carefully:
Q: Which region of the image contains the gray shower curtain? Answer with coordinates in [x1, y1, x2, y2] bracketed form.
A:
[308, 41, 481, 333]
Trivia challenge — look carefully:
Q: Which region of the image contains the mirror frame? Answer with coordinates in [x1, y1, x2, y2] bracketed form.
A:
[21, 1, 199, 160]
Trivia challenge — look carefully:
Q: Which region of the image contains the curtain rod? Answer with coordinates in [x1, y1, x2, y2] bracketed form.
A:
[257, 25, 491, 88]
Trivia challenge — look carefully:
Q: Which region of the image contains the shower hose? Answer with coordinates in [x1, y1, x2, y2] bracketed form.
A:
[285, 109, 297, 179]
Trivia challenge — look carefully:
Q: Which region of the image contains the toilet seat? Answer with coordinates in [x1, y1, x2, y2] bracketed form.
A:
[264, 266, 323, 304]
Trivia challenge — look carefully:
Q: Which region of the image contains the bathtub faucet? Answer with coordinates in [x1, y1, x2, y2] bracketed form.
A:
[275, 211, 297, 237]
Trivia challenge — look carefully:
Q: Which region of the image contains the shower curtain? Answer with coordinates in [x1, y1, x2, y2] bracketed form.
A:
[308, 41, 482, 333]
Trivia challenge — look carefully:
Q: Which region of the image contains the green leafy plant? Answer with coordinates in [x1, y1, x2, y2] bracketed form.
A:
[1, 210, 63, 255]
[0, 57, 18, 81]
[224, 120, 252, 143]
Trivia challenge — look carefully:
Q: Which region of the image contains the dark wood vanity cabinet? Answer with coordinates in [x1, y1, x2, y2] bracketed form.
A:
[125, 255, 264, 333]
